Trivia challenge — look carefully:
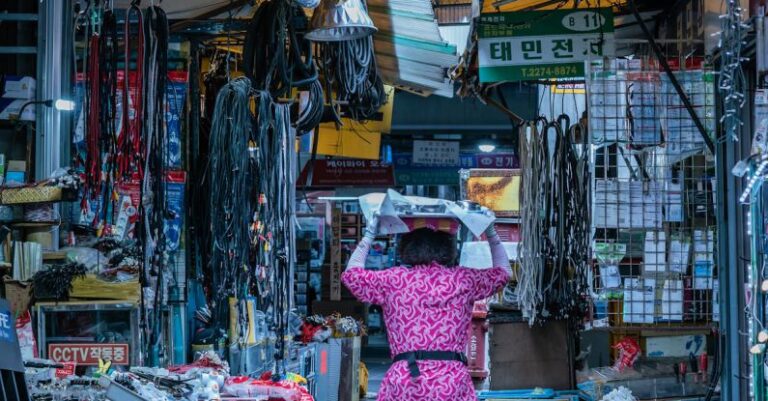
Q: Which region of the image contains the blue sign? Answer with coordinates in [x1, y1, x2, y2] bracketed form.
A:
[0, 310, 11, 343]
[0, 298, 24, 372]
[393, 153, 477, 169]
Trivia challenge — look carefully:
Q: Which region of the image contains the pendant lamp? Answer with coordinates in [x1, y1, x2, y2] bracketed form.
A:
[306, 0, 377, 42]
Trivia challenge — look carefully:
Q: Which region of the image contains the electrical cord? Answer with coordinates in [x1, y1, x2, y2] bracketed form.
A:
[119, 3, 144, 182]
[242, 0, 324, 134]
[251, 90, 296, 380]
[518, 118, 590, 324]
[140, 4, 170, 359]
[317, 31, 386, 121]
[208, 77, 253, 326]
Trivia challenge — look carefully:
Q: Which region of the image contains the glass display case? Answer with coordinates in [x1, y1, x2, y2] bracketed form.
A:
[35, 301, 141, 367]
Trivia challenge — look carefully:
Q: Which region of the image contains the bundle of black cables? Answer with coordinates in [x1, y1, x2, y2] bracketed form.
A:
[316, 4, 386, 121]
[32, 262, 87, 302]
[207, 77, 254, 324]
[139, 3, 170, 359]
[242, 0, 324, 134]
[98, 10, 120, 223]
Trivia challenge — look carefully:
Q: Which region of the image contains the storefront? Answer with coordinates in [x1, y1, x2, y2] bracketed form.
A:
[0, 0, 766, 400]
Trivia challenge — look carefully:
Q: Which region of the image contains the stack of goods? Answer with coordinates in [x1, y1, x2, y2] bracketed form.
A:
[28, 238, 142, 303]
[0, 75, 35, 121]
[299, 314, 366, 344]
[24, 352, 315, 401]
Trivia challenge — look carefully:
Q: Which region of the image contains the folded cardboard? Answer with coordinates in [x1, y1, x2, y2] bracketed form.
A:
[2, 76, 36, 99]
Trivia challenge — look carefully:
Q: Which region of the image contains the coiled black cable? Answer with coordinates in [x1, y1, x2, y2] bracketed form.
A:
[208, 77, 254, 325]
[139, 4, 170, 359]
[243, 0, 324, 134]
[316, 3, 386, 121]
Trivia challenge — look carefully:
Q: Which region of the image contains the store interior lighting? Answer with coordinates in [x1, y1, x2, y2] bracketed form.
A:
[53, 99, 76, 111]
[478, 144, 496, 153]
[751, 343, 766, 355]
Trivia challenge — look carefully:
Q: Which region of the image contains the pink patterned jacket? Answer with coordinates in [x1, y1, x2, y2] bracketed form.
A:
[341, 262, 510, 401]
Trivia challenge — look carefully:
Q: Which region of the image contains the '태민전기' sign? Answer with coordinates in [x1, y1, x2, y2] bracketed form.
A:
[478, 8, 614, 82]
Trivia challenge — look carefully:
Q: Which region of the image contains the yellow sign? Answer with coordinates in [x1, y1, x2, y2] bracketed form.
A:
[314, 128, 382, 160]
[551, 82, 586, 94]
[483, 0, 625, 13]
[318, 85, 395, 134]
[306, 85, 394, 160]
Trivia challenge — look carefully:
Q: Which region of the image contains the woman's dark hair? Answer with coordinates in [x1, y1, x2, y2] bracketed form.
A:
[398, 228, 457, 266]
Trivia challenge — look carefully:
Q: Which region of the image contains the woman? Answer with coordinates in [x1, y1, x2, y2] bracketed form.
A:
[341, 215, 511, 401]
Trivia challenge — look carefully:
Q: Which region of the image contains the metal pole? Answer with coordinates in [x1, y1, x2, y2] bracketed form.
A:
[750, 176, 766, 400]
[718, 131, 748, 401]
[37, 0, 69, 252]
[36, 0, 66, 179]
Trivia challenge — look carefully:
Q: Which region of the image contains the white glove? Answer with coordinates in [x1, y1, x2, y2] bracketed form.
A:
[364, 212, 380, 238]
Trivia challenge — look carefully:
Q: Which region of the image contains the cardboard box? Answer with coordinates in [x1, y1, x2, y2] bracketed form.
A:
[2, 276, 33, 317]
[488, 318, 574, 390]
[2, 76, 36, 99]
[7, 160, 26, 173]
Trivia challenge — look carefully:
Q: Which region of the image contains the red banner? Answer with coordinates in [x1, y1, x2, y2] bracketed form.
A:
[48, 343, 129, 366]
[297, 159, 395, 187]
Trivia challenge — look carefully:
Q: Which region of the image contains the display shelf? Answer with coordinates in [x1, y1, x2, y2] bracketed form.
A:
[8, 220, 59, 228]
[42, 251, 66, 260]
[589, 324, 716, 332]
[588, 59, 718, 332]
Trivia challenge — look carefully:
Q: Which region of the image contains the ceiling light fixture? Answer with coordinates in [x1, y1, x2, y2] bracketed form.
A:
[478, 144, 496, 153]
[306, 0, 377, 42]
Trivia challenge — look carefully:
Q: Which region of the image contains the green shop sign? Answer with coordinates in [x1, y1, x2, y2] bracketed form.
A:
[478, 8, 614, 82]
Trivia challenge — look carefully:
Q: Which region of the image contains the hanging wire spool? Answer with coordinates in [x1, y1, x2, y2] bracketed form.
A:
[208, 77, 253, 324]
[306, 0, 377, 42]
[242, 0, 325, 134]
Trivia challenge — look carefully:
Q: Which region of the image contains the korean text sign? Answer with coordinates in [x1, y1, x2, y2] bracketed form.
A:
[48, 343, 130, 366]
[478, 8, 614, 82]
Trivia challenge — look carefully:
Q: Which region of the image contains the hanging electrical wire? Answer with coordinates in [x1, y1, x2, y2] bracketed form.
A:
[242, 0, 325, 134]
[251, 91, 297, 380]
[717, 0, 750, 143]
[207, 77, 253, 326]
[118, 3, 145, 182]
[317, 30, 386, 121]
[140, 4, 170, 360]
[517, 118, 590, 325]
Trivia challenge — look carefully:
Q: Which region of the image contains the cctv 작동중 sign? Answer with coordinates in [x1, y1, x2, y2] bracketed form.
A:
[48, 343, 129, 365]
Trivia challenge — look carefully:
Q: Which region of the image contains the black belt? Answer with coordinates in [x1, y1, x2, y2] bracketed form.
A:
[393, 351, 468, 378]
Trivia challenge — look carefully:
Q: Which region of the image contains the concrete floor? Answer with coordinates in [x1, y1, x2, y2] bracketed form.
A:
[362, 332, 391, 400]
[362, 357, 390, 400]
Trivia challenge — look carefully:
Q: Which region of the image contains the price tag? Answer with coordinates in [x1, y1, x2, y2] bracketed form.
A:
[55, 362, 76, 379]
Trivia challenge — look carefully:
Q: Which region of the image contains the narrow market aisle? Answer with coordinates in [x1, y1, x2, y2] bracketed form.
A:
[363, 332, 391, 399]
[363, 358, 391, 399]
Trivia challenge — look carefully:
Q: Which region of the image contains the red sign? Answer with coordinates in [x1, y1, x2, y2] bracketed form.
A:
[55, 362, 76, 378]
[48, 343, 129, 366]
[297, 159, 395, 187]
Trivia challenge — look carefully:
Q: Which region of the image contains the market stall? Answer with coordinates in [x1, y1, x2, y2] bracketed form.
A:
[0, 0, 766, 400]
